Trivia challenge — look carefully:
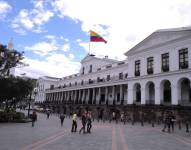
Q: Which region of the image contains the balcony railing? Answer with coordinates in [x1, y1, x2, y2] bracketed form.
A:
[179, 62, 188, 69]
[162, 65, 169, 72]
[135, 71, 140, 76]
[45, 75, 127, 91]
[147, 68, 153, 75]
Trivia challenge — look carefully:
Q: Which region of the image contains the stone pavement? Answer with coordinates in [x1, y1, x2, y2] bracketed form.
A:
[0, 112, 191, 150]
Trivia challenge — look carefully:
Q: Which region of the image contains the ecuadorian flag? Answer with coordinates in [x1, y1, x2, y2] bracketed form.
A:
[90, 30, 107, 43]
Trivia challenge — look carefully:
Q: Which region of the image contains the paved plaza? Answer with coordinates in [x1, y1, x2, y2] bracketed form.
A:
[0, 112, 191, 150]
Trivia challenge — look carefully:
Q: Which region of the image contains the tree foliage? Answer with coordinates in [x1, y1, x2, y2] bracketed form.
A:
[0, 44, 24, 77]
[0, 76, 36, 106]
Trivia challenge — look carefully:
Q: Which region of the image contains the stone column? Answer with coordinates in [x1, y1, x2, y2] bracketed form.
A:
[92, 88, 95, 104]
[86, 88, 90, 104]
[82, 89, 85, 103]
[155, 85, 161, 105]
[112, 86, 115, 103]
[120, 85, 123, 102]
[105, 87, 108, 104]
[141, 86, 146, 105]
[171, 82, 178, 105]
[78, 90, 81, 103]
[127, 83, 133, 104]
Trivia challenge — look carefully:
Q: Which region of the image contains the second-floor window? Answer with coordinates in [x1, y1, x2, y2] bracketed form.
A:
[89, 65, 92, 73]
[161, 53, 169, 72]
[119, 73, 123, 79]
[147, 57, 154, 74]
[107, 75, 110, 81]
[179, 48, 188, 69]
[135, 60, 140, 76]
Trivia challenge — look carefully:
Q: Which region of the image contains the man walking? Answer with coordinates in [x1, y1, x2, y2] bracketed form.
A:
[31, 111, 37, 127]
[79, 113, 86, 134]
[46, 110, 50, 119]
[60, 113, 65, 126]
[71, 112, 77, 132]
[87, 112, 92, 133]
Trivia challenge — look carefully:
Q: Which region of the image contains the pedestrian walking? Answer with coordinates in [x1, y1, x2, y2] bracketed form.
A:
[112, 111, 116, 122]
[169, 111, 176, 132]
[79, 113, 87, 134]
[71, 112, 77, 132]
[31, 111, 37, 127]
[46, 110, 50, 119]
[60, 113, 65, 126]
[162, 111, 171, 132]
[87, 112, 92, 133]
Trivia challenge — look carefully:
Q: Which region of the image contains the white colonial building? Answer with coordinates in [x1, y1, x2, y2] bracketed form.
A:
[35, 27, 191, 107]
[35, 76, 59, 102]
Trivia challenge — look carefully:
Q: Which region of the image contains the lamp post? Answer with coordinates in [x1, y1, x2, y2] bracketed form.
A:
[27, 92, 32, 118]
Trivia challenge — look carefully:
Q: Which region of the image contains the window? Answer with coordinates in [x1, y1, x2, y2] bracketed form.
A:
[69, 83, 71, 87]
[147, 57, 154, 74]
[125, 73, 128, 78]
[135, 60, 140, 76]
[161, 53, 169, 72]
[119, 73, 123, 79]
[106, 65, 112, 68]
[179, 48, 188, 69]
[107, 75, 110, 81]
[89, 79, 94, 84]
[75, 82, 77, 86]
[118, 62, 125, 65]
[97, 68, 101, 71]
[97, 77, 100, 82]
[89, 65, 92, 73]
[81, 80, 84, 85]
[50, 85, 54, 89]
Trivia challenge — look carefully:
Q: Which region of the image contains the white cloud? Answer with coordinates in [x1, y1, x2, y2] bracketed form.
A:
[25, 41, 58, 56]
[0, 1, 12, 19]
[25, 35, 71, 55]
[61, 43, 70, 52]
[69, 53, 75, 60]
[15, 54, 80, 78]
[11, 1, 54, 34]
[52, 0, 191, 59]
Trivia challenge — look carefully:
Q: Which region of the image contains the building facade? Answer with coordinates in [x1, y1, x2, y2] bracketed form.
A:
[35, 27, 191, 114]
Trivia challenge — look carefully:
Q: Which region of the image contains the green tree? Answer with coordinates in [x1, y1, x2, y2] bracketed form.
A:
[0, 44, 24, 77]
[0, 77, 36, 108]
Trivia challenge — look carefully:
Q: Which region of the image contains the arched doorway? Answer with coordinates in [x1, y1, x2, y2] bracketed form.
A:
[160, 80, 171, 104]
[145, 81, 155, 104]
[133, 83, 141, 103]
[178, 78, 191, 106]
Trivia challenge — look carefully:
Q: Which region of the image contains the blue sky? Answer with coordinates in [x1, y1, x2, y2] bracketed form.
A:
[0, 0, 191, 78]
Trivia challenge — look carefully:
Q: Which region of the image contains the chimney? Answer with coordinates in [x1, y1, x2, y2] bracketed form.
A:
[105, 56, 108, 59]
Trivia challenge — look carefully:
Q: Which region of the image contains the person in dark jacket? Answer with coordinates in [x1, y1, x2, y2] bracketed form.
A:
[31, 111, 37, 127]
[79, 113, 87, 134]
[60, 114, 65, 126]
[87, 112, 92, 133]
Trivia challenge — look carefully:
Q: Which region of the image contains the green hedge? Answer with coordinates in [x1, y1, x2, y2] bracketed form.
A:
[0, 111, 28, 123]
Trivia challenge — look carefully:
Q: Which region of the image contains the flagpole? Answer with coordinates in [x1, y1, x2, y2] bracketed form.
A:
[89, 30, 91, 55]
[89, 40, 91, 55]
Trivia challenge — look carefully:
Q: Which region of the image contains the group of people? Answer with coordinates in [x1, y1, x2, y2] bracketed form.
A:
[162, 111, 176, 133]
[46, 110, 93, 134]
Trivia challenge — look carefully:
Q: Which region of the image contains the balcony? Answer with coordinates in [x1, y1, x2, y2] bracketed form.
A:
[147, 68, 153, 75]
[135, 71, 140, 76]
[89, 79, 94, 84]
[162, 65, 169, 72]
[179, 62, 188, 69]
